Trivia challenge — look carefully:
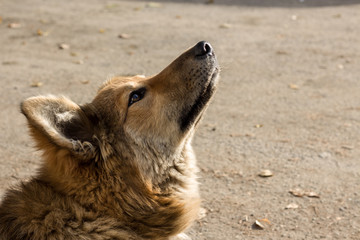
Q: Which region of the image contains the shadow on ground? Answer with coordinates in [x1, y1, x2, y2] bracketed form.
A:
[131, 0, 360, 8]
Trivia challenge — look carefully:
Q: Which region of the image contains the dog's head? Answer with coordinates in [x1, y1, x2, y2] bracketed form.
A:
[21, 41, 219, 175]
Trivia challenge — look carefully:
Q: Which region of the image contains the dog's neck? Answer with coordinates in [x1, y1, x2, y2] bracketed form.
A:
[130, 134, 198, 191]
[38, 141, 199, 238]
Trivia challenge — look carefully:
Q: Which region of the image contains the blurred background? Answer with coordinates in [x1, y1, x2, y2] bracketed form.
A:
[1, 0, 360, 239]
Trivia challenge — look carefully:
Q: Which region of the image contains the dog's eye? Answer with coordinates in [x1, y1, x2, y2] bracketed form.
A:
[128, 88, 146, 106]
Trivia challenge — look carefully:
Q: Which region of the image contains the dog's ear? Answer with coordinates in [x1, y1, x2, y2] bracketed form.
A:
[21, 95, 102, 161]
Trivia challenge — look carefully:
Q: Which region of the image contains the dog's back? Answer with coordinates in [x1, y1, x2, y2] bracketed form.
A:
[0, 180, 129, 239]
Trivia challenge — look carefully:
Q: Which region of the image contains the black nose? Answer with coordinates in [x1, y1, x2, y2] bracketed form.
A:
[194, 41, 212, 57]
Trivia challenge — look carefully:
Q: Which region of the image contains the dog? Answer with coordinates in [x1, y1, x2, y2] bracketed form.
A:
[0, 41, 219, 240]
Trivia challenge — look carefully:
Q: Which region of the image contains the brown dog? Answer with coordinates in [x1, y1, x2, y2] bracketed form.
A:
[0, 41, 219, 240]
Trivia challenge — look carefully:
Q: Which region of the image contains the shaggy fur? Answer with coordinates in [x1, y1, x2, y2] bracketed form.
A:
[0, 41, 219, 240]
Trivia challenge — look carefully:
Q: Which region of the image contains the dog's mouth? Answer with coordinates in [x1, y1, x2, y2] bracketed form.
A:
[180, 66, 219, 132]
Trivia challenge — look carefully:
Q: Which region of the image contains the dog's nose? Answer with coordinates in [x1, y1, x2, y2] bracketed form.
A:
[194, 41, 212, 57]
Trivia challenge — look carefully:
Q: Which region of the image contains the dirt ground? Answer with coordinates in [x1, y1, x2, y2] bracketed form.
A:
[1, 0, 360, 239]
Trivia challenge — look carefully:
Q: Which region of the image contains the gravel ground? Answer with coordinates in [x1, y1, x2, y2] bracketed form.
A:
[1, 0, 360, 239]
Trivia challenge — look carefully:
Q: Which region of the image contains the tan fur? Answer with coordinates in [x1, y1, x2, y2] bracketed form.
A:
[0, 42, 219, 240]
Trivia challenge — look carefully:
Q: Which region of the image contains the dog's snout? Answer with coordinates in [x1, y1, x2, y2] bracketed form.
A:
[194, 41, 212, 57]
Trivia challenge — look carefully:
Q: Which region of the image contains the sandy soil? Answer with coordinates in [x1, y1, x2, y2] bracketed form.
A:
[1, 0, 360, 239]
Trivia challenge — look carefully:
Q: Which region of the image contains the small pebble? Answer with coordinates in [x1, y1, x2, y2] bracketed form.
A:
[258, 169, 273, 177]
